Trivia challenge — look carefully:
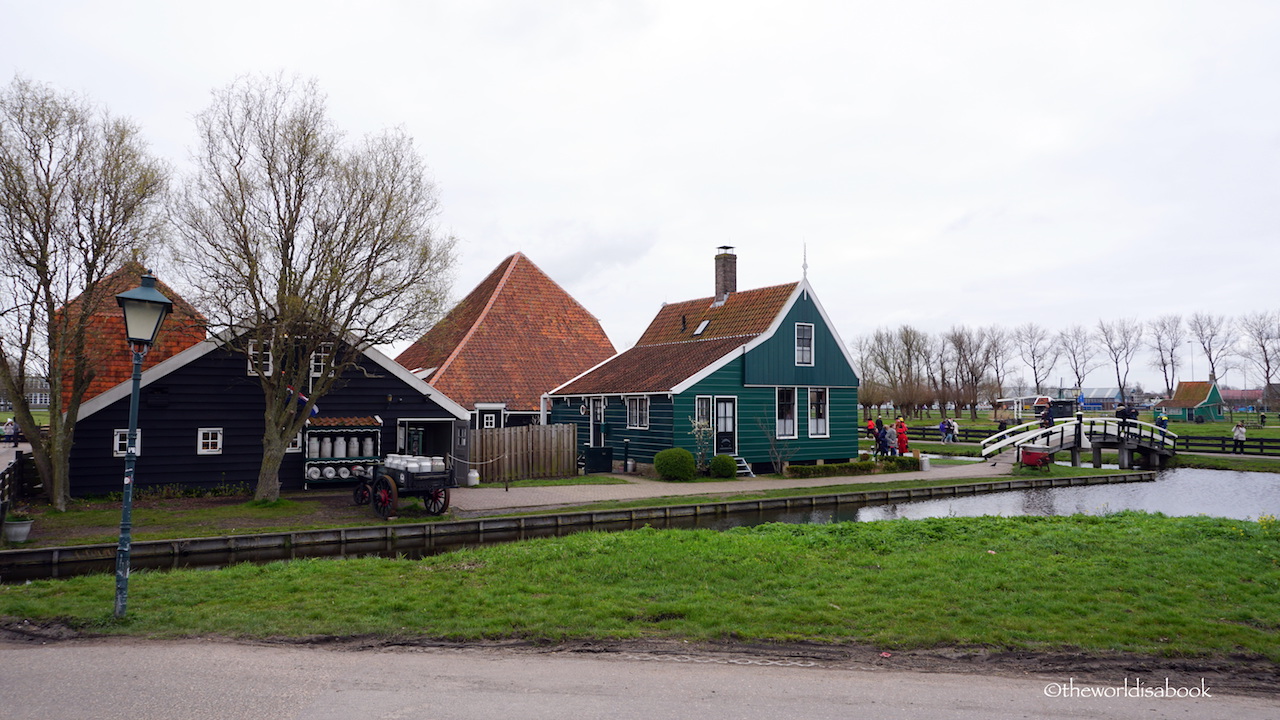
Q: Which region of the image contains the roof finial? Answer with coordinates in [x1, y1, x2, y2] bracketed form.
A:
[802, 242, 808, 279]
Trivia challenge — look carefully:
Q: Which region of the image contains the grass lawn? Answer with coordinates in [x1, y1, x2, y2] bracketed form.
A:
[2, 512, 1276, 662]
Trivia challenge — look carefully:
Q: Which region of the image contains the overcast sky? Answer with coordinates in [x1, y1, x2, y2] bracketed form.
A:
[4, 1, 1278, 391]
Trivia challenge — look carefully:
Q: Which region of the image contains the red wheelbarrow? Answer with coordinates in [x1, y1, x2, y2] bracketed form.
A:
[1019, 445, 1052, 471]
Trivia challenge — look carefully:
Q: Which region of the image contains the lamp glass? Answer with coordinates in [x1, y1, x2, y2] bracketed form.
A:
[121, 299, 167, 344]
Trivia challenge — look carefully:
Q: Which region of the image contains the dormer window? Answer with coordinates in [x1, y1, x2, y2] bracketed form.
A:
[694, 320, 710, 336]
[795, 323, 814, 366]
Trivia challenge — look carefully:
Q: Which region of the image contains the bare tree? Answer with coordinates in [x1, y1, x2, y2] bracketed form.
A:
[1187, 313, 1237, 383]
[1145, 315, 1184, 396]
[1013, 322, 1060, 394]
[945, 325, 988, 420]
[1057, 324, 1101, 394]
[983, 325, 1014, 405]
[922, 334, 953, 418]
[1096, 318, 1143, 404]
[171, 75, 456, 502]
[0, 77, 167, 510]
[851, 336, 890, 420]
[1236, 310, 1280, 392]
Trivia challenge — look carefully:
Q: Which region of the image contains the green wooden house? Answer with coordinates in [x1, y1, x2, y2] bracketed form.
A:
[546, 249, 859, 473]
[1154, 380, 1225, 422]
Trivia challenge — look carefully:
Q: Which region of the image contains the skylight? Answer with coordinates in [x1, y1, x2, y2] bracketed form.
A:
[694, 320, 710, 335]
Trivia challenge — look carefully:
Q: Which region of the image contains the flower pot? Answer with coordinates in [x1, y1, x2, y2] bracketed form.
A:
[3, 519, 33, 543]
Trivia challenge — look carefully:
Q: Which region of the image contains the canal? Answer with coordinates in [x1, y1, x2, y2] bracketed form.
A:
[3, 468, 1277, 582]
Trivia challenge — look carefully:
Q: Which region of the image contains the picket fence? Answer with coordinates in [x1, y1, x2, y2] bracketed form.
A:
[471, 423, 578, 482]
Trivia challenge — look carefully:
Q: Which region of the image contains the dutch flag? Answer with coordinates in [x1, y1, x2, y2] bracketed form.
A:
[287, 385, 320, 417]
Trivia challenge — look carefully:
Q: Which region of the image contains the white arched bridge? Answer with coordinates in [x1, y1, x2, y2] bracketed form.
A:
[981, 414, 1177, 471]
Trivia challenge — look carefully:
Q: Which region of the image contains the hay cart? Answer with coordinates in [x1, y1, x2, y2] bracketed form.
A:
[352, 462, 454, 519]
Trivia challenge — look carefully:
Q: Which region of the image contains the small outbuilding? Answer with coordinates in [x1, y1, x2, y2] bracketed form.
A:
[1154, 381, 1224, 423]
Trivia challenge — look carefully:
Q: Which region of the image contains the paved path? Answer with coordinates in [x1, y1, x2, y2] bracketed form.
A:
[1, 640, 1271, 720]
[448, 455, 1017, 514]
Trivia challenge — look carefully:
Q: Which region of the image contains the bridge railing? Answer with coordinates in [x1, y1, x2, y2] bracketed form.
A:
[981, 418, 1178, 457]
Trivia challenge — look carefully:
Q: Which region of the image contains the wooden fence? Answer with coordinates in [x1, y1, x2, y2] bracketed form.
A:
[472, 424, 578, 483]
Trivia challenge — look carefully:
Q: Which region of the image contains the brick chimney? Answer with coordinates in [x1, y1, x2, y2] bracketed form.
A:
[715, 246, 736, 300]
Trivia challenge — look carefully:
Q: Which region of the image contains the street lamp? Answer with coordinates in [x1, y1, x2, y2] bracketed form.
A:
[113, 270, 172, 618]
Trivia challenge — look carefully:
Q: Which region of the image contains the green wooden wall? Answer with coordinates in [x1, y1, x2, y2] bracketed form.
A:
[677, 356, 860, 465]
[743, 289, 858, 388]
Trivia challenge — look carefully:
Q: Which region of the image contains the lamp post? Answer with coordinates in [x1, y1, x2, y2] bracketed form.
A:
[113, 271, 172, 618]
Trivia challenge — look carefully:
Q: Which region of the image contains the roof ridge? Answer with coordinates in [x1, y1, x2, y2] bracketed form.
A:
[664, 280, 801, 309]
[434, 253, 521, 380]
[636, 332, 759, 348]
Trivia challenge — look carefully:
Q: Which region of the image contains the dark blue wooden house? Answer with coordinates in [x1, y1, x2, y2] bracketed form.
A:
[70, 335, 469, 497]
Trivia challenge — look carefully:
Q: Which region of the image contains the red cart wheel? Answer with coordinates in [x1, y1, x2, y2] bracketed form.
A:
[424, 487, 451, 515]
[372, 475, 399, 519]
[352, 480, 373, 506]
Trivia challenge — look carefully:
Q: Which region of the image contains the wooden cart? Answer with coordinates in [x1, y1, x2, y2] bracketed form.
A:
[352, 462, 454, 519]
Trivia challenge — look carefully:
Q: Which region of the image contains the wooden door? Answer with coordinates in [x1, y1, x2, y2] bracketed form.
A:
[715, 397, 737, 455]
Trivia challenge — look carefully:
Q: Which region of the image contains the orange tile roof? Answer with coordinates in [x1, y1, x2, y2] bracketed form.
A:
[309, 416, 382, 428]
[555, 282, 799, 395]
[395, 253, 616, 412]
[61, 261, 207, 410]
[1158, 381, 1216, 409]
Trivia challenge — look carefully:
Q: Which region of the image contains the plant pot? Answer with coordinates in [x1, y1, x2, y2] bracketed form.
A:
[3, 519, 33, 543]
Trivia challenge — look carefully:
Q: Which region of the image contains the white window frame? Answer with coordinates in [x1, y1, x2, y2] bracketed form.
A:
[113, 429, 141, 457]
[482, 413, 496, 429]
[776, 387, 798, 439]
[795, 323, 815, 367]
[626, 396, 650, 430]
[247, 339, 273, 377]
[197, 427, 224, 455]
[286, 431, 303, 453]
[808, 388, 830, 438]
[695, 395, 713, 426]
[310, 342, 334, 378]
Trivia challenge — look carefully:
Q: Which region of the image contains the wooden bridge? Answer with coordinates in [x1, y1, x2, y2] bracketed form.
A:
[981, 414, 1177, 470]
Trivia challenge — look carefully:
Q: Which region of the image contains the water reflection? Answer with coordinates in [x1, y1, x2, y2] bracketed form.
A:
[855, 468, 1280, 522]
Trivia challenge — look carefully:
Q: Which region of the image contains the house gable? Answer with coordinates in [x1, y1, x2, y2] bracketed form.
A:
[741, 283, 858, 389]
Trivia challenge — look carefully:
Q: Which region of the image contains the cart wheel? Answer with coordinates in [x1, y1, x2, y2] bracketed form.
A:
[372, 475, 399, 519]
[424, 487, 451, 515]
[352, 480, 372, 506]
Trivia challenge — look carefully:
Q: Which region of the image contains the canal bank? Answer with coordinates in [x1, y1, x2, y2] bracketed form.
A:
[0, 471, 1155, 582]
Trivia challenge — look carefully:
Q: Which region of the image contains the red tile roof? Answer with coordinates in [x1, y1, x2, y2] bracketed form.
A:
[555, 282, 799, 395]
[309, 416, 382, 428]
[395, 253, 616, 412]
[61, 261, 207, 410]
[1158, 381, 1216, 409]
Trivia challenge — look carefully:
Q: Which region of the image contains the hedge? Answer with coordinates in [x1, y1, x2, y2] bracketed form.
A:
[785, 456, 921, 479]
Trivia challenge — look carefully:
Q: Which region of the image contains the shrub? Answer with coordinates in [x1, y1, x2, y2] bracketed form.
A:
[785, 456, 920, 479]
[709, 454, 738, 478]
[653, 448, 697, 482]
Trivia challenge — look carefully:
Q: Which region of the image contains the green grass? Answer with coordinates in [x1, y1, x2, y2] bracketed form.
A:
[3, 512, 1276, 661]
[484, 467, 1129, 517]
[1169, 454, 1280, 473]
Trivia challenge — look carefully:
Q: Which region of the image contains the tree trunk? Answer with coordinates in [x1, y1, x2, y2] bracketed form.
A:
[254, 440, 289, 502]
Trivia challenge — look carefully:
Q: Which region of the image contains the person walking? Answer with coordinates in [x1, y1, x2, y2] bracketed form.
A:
[1232, 421, 1247, 454]
[875, 426, 891, 457]
[895, 417, 909, 455]
[938, 418, 950, 444]
[3, 418, 15, 447]
[947, 417, 959, 443]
